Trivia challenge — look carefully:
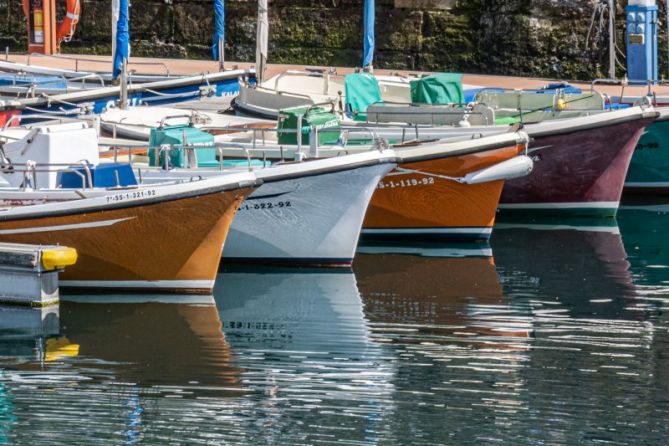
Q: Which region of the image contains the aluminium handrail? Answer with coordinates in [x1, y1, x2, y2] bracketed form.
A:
[2, 113, 83, 129]
[11, 160, 94, 190]
[147, 141, 256, 172]
[157, 114, 197, 128]
[273, 69, 325, 90]
[253, 84, 315, 100]
[27, 53, 171, 76]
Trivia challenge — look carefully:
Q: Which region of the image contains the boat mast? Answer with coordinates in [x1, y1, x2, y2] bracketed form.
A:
[213, 0, 225, 71]
[256, 0, 268, 85]
[112, 0, 130, 108]
[362, 0, 374, 72]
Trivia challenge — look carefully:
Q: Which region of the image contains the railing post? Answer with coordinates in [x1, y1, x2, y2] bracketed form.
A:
[309, 125, 318, 158]
[295, 114, 303, 160]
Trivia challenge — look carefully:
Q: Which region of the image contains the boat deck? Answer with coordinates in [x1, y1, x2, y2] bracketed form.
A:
[174, 96, 234, 111]
[6, 53, 669, 98]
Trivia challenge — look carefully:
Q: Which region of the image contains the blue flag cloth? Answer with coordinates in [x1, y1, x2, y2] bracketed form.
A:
[112, 0, 129, 79]
[212, 0, 225, 61]
[362, 0, 374, 68]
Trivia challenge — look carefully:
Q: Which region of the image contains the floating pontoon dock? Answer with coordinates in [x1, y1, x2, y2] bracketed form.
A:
[0, 243, 77, 306]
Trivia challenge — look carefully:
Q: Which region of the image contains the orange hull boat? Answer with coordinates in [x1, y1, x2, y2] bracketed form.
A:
[363, 136, 528, 241]
[0, 177, 257, 294]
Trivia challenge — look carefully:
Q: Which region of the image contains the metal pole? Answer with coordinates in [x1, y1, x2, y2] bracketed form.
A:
[120, 58, 128, 109]
[609, 0, 616, 79]
[295, 114, 303, 160]
[256, 0, 268, 85]
[218, 37, 225, 71]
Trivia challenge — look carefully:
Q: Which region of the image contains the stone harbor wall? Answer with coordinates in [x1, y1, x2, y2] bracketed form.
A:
[0, 0, 665, 80]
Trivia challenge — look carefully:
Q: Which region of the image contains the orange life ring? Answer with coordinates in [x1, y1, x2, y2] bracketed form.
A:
[21, 0, 80, 50]
[56, 0, 80, 48]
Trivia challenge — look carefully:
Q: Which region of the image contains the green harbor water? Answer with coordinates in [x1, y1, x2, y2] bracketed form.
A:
[0, 205, 668, 444]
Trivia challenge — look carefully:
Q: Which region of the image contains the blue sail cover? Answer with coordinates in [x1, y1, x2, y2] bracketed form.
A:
[212, 0, 225, 61]
[113, 0, 130, 79]
[363, 0, 374, 68]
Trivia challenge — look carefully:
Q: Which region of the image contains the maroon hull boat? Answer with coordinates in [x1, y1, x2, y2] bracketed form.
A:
[499, 107, 659, 217]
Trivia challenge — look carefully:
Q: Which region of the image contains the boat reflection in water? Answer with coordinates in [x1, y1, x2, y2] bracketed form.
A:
[353, 220, 669, 444]
[0, 305, 59, 360]
[0, 295, 244, 445]
[617, 204, 669, 419]
[493, 217, 637, 316]
[215, 267, 395, 445]
[57, 295, 240, 390]
[354, 241, 533, 442]
[0, 213, 668, 444]
[619, 201, 669, 292]
[356, 240, 532, 347]
[490, 216, 668, 445]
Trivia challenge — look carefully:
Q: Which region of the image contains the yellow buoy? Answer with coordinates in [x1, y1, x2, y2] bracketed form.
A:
[556, 98, 567, 111]
[41, 246, 78, 271]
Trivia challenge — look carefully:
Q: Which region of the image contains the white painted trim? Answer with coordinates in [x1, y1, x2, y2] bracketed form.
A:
[625, 182, 669, 188]
[498, 201, 619, 210]
[619, 204, 669, 212]
[61, 294, 215, 305]
[60, 279, 215, 289]
[0, 170, 256, 219]
[357, 246, 493, 257]
[362, 227, 493, 235]
[0, 217, 135, 235]
[235, 99, 279, 118]
[495, 223, 621, 234]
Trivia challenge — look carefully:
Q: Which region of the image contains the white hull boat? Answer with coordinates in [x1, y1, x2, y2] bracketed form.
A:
[224, 154, 395, 266]
[232, 70, 415, 120]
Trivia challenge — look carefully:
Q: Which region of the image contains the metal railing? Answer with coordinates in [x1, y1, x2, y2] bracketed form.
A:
[0, 160, 94, 190]
[26, 53, 171, 77]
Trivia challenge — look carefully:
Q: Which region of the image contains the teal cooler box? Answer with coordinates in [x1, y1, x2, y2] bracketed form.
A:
[278, 105, 341, 146]
[149, 125, 218, 168]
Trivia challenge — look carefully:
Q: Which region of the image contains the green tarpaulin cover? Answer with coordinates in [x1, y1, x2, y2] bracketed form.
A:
[278, 105, 341, 145]
[410, 73, 464, 105]
[345, 73, 382, 122]
[495, 116, 521, 125]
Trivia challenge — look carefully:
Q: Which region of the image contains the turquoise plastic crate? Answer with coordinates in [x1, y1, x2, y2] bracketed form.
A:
[149, 125, 218, 168]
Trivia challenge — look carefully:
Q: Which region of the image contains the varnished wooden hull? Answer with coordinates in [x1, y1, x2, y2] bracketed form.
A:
[0, 180, 256, 294]
[363, 144, 523, 241]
